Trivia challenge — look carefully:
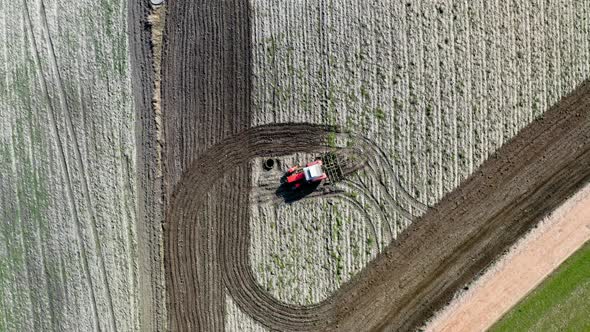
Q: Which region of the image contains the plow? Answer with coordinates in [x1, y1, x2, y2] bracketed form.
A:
[284, 149, 362, 190]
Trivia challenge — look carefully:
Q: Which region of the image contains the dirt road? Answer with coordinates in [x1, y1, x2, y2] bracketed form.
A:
[161, 0, 590, 330]
[425, 183, 590, 332]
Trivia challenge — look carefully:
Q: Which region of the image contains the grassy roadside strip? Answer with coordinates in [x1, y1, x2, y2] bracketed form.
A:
[490, 241, 590, 332]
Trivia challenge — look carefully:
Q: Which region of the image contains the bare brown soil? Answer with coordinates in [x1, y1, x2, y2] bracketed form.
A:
[165, 124, 339, 331]
[425, 184, 590, 332]
[160, 0, 590, 331]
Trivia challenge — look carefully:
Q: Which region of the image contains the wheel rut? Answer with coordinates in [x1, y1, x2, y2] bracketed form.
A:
[161, 0, 590, 330]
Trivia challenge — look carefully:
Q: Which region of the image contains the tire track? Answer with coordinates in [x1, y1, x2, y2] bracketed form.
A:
[43, 6, 121, 322]
[165, 88, 590, 331]
[359, 136, 428, 213]
[22, 2, 103, 330]
[165, 123, 338, 331]
[161, 0, 253, 329]
[163, 0, 590, 330]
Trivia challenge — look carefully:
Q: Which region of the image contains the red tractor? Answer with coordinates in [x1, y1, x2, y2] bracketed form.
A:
[285, 160, 328, 189]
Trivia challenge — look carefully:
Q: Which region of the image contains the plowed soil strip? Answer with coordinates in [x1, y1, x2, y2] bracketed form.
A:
[425, 183, 590, 332]
[161, 0, 252, 330]
[161, 0, 590, 330]
[164, 84, 590, 331]
[165, 124, 337, 331]
[361, 81, 590, 331]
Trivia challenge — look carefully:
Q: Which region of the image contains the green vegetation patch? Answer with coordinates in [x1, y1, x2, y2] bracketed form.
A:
[490, 241, 590, 332]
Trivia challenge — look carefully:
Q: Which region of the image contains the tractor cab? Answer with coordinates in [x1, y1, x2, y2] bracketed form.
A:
[285, 160, 328, 188]
[303, 163, 324, 181]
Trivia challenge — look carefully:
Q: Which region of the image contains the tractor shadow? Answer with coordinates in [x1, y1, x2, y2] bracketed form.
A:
[275, 175, 322, 203]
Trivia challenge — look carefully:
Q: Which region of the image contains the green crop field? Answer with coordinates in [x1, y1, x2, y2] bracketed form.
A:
[491, 241, 590, 332]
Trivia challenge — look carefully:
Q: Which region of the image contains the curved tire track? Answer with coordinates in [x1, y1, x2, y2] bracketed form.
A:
[162, 0, 590, 329]
[166, 124, 424, 330]
[166, 85, 590, 332]
[166, 123, 339, 331]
